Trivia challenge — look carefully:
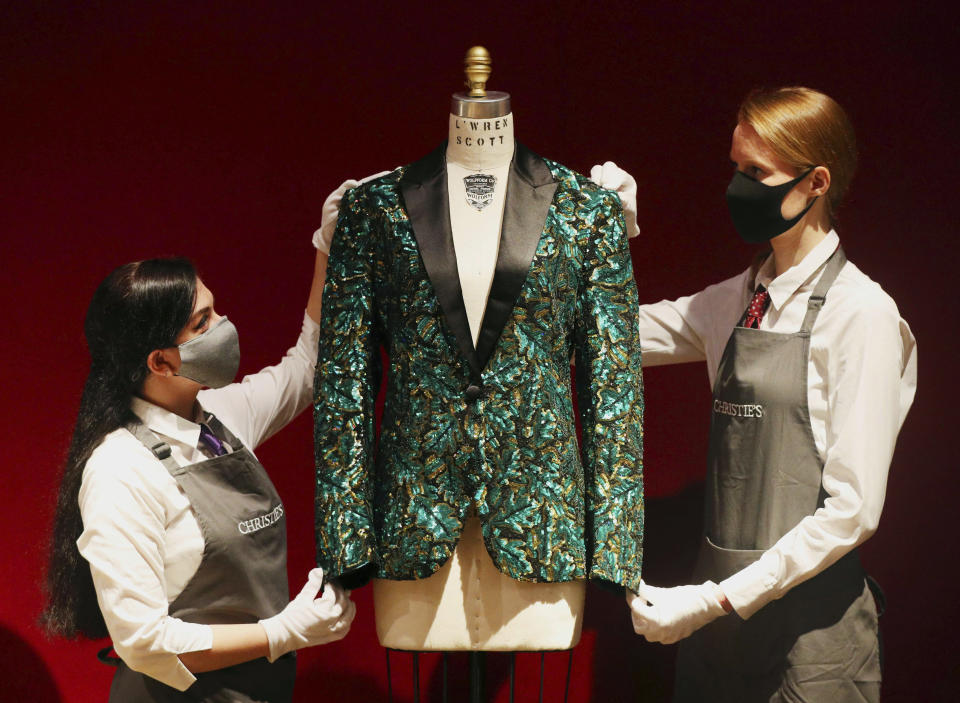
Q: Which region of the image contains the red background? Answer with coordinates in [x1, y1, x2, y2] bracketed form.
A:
[1, 2, 955, 701]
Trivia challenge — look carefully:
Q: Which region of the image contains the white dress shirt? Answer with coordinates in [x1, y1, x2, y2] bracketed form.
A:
[638, 231, 917, 618]
[77, 313, 320, 691]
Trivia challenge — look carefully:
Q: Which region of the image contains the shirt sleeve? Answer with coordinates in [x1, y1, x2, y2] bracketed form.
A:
[76, 436, 213, 691]
[721, 291, 918, 618]
[200, 312, 320, 450]
[637, 272, 747, 368]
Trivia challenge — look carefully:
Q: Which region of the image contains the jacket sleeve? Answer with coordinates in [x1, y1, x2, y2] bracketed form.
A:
[313, 186, 382, 586]
[573, 189, 645, 592]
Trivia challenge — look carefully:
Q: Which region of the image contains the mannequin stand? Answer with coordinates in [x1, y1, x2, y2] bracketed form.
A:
[469, 652, 485, 703]
[384, 648, 574, 703]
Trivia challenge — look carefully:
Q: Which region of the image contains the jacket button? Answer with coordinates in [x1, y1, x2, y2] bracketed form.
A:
[465, 384, 482, 401]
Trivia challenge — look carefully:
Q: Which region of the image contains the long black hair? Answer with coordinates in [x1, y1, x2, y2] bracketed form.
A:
[42, 258, 197, 639]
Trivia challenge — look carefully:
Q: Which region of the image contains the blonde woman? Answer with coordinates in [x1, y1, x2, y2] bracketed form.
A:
[605, 87, 917, 701]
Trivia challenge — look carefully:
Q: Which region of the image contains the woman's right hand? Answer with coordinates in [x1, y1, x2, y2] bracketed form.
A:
[258, 568, 356, 661]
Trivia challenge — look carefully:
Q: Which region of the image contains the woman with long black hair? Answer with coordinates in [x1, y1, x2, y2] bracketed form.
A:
[42, 241, 354, 701]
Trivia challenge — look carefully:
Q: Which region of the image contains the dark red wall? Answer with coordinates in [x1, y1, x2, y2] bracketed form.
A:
[2, 2, 954, 700]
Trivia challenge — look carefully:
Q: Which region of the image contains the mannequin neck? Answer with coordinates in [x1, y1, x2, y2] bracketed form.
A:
[446, 112, 515, 171]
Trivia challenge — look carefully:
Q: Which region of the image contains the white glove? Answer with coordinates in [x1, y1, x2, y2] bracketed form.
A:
[258, 568, 356, 661]
[589, 161, 640, 239]
[626, 580, 727, 644]
[313, 171, 393, 253]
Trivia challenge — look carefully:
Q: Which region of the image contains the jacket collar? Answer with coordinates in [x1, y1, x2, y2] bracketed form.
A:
[400, 142, 558, 380]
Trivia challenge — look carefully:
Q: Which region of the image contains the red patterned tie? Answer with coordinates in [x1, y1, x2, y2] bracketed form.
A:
[742, 285, 770, 329]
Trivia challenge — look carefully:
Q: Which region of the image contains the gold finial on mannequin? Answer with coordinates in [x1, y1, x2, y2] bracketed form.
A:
[452, 46, 509, 118]
[464, 46, 492, 98]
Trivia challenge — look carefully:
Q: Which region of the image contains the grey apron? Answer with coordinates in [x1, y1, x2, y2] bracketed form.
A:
[674, 247, 882, 703]
[103, 414, 295, 702]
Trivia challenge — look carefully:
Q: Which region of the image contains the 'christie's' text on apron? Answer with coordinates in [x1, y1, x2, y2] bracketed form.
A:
[713, 400, 764, 418]
[238, 505, 284, 534]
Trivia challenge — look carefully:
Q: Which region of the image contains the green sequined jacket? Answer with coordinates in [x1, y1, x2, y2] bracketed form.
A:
[313, 143, 644, 591]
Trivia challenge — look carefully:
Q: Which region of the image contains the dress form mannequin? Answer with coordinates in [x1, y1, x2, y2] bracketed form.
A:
[372, 48, 586, 652]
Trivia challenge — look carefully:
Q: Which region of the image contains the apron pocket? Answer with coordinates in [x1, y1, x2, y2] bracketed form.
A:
[693, 537, 795, 675]
[695, 535, 763, 580]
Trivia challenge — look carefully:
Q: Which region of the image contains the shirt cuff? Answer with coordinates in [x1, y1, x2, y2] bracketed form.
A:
[312, 225, 332, 254]
[298, 311, 322, 356]
[156, 659, 199, 692]
[165, 621, 213, 690]
[121, 621, 213, 692]
[719, 550, 781, 620]
[300, 310, 321, 341]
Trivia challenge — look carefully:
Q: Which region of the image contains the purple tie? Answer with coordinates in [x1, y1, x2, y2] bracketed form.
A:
[199, 423, 227, 457]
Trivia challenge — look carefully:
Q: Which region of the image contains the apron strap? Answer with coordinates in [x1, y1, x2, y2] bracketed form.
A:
[866, 574, 886, 617]
[800, 245, 847, 333]
[127, 414, 247, 477]
[96, 645, 122, 667]
[126, 421, 182, 476]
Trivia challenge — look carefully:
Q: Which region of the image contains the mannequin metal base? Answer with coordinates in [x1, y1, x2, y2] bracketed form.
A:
[385, 648, 574, 703]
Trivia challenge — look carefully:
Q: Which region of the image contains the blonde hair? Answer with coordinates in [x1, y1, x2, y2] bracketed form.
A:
[739, 86, 857, 223]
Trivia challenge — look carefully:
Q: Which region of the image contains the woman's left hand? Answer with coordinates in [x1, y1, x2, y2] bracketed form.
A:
[589, 161, 640, 239]
[626, 580, 728, 644]
[313, 171, 393, 253]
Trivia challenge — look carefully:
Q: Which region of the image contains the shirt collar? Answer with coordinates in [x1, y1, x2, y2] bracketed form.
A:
[755, 230, 840, 311]
[130, 396, 203, 449]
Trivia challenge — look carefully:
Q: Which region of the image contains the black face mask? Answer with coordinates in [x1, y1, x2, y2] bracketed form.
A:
[726, 167, 817, 243]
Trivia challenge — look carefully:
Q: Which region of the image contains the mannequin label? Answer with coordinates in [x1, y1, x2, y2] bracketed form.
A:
[454, 134, 509, 147]
[454, 117, 510, 130]
[452, 116, 512, 150]
[464, 173, 497, 210]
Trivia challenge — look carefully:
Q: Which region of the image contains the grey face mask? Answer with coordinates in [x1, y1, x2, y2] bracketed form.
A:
[176, 316, 240, 388]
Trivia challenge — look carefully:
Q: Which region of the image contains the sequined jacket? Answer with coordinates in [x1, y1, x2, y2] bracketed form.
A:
[313, 143, 644, 591]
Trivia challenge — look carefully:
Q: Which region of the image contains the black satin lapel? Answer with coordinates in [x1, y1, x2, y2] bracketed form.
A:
[399, 144, 480, 378]
[474, 143, 558, 369]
